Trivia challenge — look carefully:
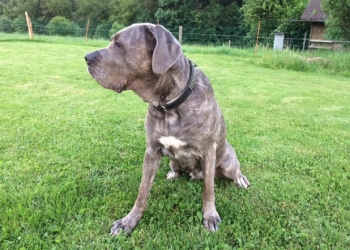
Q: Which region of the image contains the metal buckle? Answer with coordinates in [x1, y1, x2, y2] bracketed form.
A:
[161, 105, 168, 113]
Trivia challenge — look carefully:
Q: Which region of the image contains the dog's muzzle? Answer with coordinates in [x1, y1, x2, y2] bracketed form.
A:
[85, 51, 100, 66]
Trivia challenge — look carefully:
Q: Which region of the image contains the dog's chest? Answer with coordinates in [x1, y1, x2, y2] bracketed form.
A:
[150, 111, 202, 170]
[158, 136, 191, 159]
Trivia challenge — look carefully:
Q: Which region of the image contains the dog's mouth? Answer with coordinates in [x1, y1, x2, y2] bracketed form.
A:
[85, 51, 128, 94]
[86, 66, 94, 77]
[87, 66, 126, 94]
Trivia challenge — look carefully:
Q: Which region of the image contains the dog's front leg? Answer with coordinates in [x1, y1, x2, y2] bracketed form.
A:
[110, 147, 162, 236]
[202, 143, 222, 232]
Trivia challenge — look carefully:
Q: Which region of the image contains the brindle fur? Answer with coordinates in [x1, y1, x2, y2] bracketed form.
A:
[85, 23, 250, 235]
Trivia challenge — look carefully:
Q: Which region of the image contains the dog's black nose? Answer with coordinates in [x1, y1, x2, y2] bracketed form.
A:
[85, 51, 99, 65]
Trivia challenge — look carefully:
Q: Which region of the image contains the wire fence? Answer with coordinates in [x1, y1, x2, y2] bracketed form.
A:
[1, 22, 350, 50]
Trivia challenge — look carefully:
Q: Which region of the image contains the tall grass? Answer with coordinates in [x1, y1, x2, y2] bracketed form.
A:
[183, 45, 350, 78]
[1, 32, 350, 77]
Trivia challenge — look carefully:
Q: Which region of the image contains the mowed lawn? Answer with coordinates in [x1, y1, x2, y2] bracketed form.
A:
[0, 41, 349, 249]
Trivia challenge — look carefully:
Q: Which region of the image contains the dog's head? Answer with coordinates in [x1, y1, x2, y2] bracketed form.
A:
[85, 23, 181, 94]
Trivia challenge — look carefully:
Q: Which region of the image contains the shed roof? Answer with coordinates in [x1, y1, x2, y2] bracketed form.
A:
[300, 0, 328, 22]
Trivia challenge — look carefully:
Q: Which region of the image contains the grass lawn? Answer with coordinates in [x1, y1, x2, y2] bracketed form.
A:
[0, 40, 349, 249]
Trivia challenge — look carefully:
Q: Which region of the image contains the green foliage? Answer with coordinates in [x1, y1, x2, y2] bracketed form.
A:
[1, 0, 40, 20]
[11, 15, 27, 33]
[2, 0, 23, 19]
[321, 0, 350, 41]
[47, 0, 74, 19]
[195, 2, 241, 32]
[0, 0, 8, 15]
[0, 16, 13, 33]
[31, 20, 47, 35]
[135, 0, 159, 23]
[277, 0, 311, 38]
[94, 21, 112, 39]
[47, 16, 79, 36]
[109, 0, 142, 26]
[156, 0, 187, 27]
[0, 0, 350, 43]
[242, 0, 309, 37]
[156, 0, 246, 44]
[74, 0, 111, 24]
[109, 21, 125, 37]
[40, 0, 75, 23]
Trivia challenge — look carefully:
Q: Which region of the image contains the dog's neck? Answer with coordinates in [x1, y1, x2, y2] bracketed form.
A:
[153, 56, 192, 107]
[127, 55, 192, 108]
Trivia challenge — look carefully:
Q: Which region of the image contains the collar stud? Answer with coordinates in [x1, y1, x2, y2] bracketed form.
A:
[154, 59, 197, 113]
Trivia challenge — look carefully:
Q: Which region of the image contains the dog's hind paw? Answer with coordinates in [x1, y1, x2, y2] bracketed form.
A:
[166, 170, 180, 180]
[235, 174, 250, 188]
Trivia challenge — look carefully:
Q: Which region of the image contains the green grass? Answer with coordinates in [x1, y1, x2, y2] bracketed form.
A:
[0, 32, 109, 47]
[0, 38, 350, 249]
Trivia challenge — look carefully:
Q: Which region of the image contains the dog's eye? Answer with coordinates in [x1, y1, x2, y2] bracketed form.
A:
[115, 41, 122, 48]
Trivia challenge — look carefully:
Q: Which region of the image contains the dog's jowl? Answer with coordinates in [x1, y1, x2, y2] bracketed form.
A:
[85, 23, 250, 235]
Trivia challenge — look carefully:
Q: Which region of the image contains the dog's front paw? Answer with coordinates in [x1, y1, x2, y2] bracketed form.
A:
[110, 216, 139, 236]
[235, 173, 250, 188]
[203, 211, 222, 232]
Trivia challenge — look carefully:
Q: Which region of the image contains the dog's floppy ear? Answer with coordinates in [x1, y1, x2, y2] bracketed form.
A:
[145, 25, 181, 76]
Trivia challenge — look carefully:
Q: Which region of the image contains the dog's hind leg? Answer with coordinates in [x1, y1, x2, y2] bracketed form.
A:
[216, 140, 250, 188]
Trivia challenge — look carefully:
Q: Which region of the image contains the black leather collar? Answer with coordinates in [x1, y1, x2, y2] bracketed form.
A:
[154, 60, 197, 113]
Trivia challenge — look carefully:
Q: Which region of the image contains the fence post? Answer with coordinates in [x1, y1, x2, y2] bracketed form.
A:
[25, 12, 33, 39]
[179, 26, 183, 45]
[228, 40, 231, 47]
[85, 18, 90, 43]
[302, 32, 307, 52]
[254, 20, 261, 55]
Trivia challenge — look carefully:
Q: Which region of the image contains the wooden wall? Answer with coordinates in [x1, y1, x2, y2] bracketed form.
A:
[310, 22, 326, 40]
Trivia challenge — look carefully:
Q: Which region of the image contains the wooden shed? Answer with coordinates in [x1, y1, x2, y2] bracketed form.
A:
[300, 0, 339, 49]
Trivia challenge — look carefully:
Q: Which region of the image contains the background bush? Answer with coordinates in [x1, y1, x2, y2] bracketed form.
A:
[32, 20, 47, 35]
[11, 15, 27, 33]
[0, 16, 14, 33]
[109, 21, 125, 37]
[94, 21, 112, 39]
[47, 16, 79, 36]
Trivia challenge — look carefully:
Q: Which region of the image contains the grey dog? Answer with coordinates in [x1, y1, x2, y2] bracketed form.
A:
[85, 23, 250, 235]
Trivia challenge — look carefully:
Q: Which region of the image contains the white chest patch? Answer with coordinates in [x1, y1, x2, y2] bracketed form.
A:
[158, 136, 186, 149]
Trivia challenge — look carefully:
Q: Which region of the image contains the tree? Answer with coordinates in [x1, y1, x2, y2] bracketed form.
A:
[47, 16, 78, 36]
[192, 1, 243, 44]
[195, 1, 242, 32]
[135, 0, 159, 23]
[94, 21, 113, 39]
[11, 15, 27, 33]
[109, 21, 125, 36]
[109, 0, 141, 26]
[321, 0, 350, 40]
[0, 0, 11, 16]
[74, 0, 111, 24]
[0, 16, 14, 32]
[3, 0, 26, 19]
[155, 0, 204, 27]
[23, 0, 41, 20]
[241, 0, 309, 37]
[40, 0, 75, 23]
